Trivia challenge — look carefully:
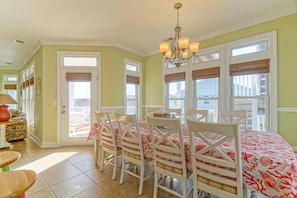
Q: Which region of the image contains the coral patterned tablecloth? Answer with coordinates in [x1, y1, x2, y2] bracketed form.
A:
[87, 122, 297, 198]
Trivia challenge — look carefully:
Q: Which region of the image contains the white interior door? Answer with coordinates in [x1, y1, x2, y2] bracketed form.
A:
[60, 68, 97, 145]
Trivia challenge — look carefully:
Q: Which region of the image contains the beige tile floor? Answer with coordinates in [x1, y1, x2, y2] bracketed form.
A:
[1, 138, 192, 198]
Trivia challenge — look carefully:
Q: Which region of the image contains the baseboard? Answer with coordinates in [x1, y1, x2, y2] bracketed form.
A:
[27, 131, 61, 148]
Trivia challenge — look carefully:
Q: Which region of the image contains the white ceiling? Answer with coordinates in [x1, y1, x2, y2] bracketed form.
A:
[0, 0, 296, 69]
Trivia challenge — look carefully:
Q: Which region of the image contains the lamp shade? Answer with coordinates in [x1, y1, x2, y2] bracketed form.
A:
[0, 94, 18, 122]
[0, 94, 18, 105]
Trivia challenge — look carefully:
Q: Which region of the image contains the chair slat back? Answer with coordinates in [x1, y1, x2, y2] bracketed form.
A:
[147, 116, 187, 178]
[94, 112, 117, 153]
[187, 120, 243, 198]
[186, 109, 208, 121]
[146, 107, 162, 117]
[166, 108, 182, 117]
[116, 113, 144, 162]
[220, 110, 247, 131]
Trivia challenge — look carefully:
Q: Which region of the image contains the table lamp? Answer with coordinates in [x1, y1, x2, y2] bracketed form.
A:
[0, 94, 18, 122]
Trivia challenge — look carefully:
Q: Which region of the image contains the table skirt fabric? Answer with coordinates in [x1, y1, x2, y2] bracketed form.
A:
[88, 121, 297, 198]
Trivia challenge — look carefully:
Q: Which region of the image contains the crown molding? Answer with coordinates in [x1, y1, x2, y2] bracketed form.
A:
[40, 40, 145, 57]
[194, 9, 297, 45]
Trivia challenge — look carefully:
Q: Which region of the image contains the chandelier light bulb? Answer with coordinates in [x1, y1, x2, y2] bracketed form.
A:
[159, 42, 170, 53]
[178, 37, 189, 49]
[189, 42, 200, 53]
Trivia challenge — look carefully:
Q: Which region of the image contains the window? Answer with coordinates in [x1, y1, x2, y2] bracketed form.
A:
[124, 59, 142, 117]
[193, 51, 220, 64]
[230, 59, 270, 131]
[164, 72, 186, 121]
[231, 40, 268, 57]
[63, 57, 97, 67]
[22, 63, 35, 128]
[162, 31, 277, 131]
[193, 67, 220, 122]
[2, 74, 18, 109]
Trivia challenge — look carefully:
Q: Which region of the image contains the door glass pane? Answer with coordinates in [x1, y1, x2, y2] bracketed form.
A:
[194, 78, 219, 122]
[126, 83, 136, 114]
[6, 89, 17, 110]
[68, 82, 91, 137]
[63, 57, 97, 67]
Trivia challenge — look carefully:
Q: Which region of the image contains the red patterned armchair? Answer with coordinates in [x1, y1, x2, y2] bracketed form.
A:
[5, 109, 27, 141]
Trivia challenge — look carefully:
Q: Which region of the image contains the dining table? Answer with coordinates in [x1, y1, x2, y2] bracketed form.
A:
[87, 120, 297, 198]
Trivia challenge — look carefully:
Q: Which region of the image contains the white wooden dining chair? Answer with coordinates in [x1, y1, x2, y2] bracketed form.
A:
[186, 109, 208, 121]
[220, 110, 247, 131]
[116, 113, 153, 196]
[147, 116, 192, 198]
[187, 120, 243, 198]
[94, 108, 117, 165]
[95, 112, 121, 180]
[166, 108, 182, 117]
[146, 107, 163, 117]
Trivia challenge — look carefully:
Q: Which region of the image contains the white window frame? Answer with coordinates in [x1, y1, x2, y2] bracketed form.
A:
[124, 58, 142, 117]
[162, 31, 277, 131]
[22, 62, 35, 129]
[226, 31, 277, 131]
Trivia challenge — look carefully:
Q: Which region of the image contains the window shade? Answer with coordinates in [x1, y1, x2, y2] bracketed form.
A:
[126, 75, 139, 85]
[29, 77, 34, 85]
[192, 67, 220, 80]
[230, 59, 270, 76]
[4, 84, 17, 90]
[165, 72, 185, 83]
[66, 73, 91, 82]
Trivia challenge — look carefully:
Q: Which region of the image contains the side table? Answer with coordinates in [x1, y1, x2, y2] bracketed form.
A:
[0, 120, 21, 149]
[0, 170, 36, 198]
[0, 151, 21, 172]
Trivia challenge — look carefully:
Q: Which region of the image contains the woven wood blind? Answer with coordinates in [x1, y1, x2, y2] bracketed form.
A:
[192, 67, 220, 80]
[165, 72, 185, 83]
[126, 75, 140, 85]
[4, 84, 17, 90]
[229, 59, 270, 76]
[66, 73, 91, 82]
[29, 77, 34, 85]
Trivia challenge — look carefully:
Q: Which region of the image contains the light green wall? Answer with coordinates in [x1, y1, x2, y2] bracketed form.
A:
[142, 54, 163, 117]
[39, 45, 143, 142]
[13, 13, 297, 146]
[144, 13, 297, 146]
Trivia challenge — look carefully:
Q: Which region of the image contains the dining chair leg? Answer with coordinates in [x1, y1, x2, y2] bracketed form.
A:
[119, 158, 125, 184]
[112, 155, 118, 180]
[94, 139, 100, 165]
[153, 172, 158, 198]
[100, 150, 104, 171]
[138, 164, 145, 195]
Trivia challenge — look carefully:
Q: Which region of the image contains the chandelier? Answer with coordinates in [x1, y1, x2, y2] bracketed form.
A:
[159, 3, 200, 68]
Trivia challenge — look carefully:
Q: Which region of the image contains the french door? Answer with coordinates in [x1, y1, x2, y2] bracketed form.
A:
[59, 68, 97, 145]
